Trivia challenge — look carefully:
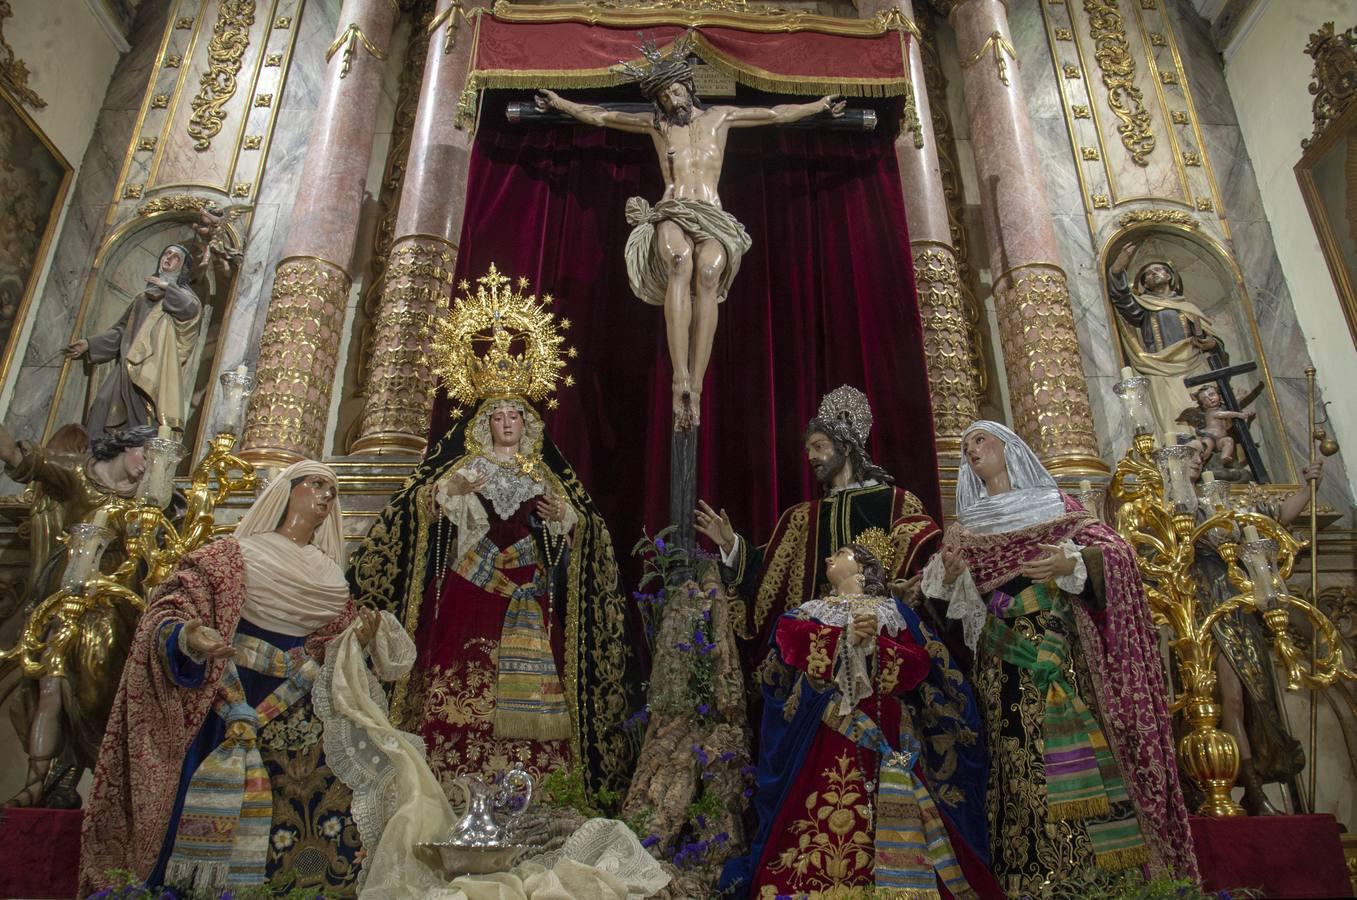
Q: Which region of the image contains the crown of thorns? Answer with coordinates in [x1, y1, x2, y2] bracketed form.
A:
[615, 31, 697, 99]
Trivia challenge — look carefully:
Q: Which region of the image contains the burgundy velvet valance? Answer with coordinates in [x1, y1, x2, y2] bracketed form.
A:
[460, 7, 913, 99]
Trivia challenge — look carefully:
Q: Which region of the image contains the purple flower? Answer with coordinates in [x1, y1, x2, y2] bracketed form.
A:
[696, 814, 708, 830]
[641, 834, 661, 849]
[675, 641, 692, 653]
[697, 703, 710, 716]
[717, 751, 736, 763]
[702, 608, 712, 622]
[631, 591, 643, 600]
[742, 787, 753, 799]
[707, 587, 718, 597]
[692, 744, 710, 766]
[739, 764, 757, 778]
[714, 831, 729, 845]
[655, 537, 666, 552]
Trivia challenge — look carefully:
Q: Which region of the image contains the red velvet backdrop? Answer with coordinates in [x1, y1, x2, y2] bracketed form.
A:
[432, 89, 941, 561]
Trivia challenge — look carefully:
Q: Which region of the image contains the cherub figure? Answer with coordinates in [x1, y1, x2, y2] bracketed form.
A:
[1178, 384, 1253, 467]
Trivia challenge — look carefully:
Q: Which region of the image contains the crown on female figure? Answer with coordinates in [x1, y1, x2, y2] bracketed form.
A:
[428, 263, 575, 409]
[818, 385, 874, 447]
[615, 30, 697, 100]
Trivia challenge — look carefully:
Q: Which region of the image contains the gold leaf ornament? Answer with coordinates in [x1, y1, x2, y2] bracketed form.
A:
[429, 263, 569, 405]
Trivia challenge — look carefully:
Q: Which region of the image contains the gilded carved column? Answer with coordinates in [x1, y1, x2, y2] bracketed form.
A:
[860, 0, 980, 454]
[943, 0, 1105, 473]
[351, 0, 485, 454]
[242, 0, 399, 464]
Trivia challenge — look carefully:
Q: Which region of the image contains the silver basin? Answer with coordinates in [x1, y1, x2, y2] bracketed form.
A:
[415, 840, 534, 877]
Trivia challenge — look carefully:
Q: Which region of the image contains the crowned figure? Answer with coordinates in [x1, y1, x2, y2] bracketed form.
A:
[537, 33, 844, 429]
[349, 265, 640, 796]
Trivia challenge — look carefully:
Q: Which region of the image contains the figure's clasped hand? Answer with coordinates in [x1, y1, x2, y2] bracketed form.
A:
[536, 493, 567, 524]
[445, 469, 489, 497]
[941, 547, 966, 587]
[535, 89, 561, 112]
[1019, 543, 1078, 582]
[354, 607, 380, 649]
[694, 500, 736, 555]
[849, 611, 876, 646]
[821, 94, 847, 117]
[182, 618, 236, 661]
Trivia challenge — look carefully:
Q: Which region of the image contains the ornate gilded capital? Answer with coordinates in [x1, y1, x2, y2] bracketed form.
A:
[991, 263, 1106, 474]
[1304, 21, 1357, 149]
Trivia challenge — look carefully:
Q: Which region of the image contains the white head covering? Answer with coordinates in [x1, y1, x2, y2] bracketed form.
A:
[234, 459, 344, 565]
[956, 420, 1067, 534]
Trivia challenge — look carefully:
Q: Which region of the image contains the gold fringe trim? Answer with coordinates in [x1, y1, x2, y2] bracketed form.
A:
[1093, 843, 1151, 872]
[1047, 794, 1112, 821]
[494, 708, 573, 742]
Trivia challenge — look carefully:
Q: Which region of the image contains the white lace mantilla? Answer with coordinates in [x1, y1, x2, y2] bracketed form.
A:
[465, 455, 547, 519]
[434, 456, 577, 565]
[798, 594, 905, 715]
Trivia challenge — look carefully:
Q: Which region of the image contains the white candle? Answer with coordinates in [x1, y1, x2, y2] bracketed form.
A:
[1079, 479, 1092, 492]
[1243, 524, 1261, 543]
[157, 424, 173, 440]
[1202, 471, 1214, 483]
[89, 508, 109, 530]
[1121, 366, 1134, 380]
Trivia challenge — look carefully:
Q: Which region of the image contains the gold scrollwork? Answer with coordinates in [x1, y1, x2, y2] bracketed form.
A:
[961, 30, 1018, 88]
[327, 23, 389, 79]
[136, 194, 223, 216]
[1303, 22, 1357, 149]
[1116, 209, 1199, 229]
[1083, 0, 1155, 166]
[186, 0, 257, 152]
[231, 181, 252, 196]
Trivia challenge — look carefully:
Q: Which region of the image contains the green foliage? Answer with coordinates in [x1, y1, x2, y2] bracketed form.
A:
[94, 868, 341, 899]
[1021, 867, 1264, 900]
[538, 764, 620, 818]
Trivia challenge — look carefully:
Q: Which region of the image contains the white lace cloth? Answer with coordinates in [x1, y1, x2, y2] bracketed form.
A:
[921, 540, 1087, 651]
[435, 457, 577, 564]
[313, 611, 459, 900]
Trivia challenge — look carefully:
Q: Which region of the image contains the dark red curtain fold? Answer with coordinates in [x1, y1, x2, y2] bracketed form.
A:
[433, 90, 940, 563]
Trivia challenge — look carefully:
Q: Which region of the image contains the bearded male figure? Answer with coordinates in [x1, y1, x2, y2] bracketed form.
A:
[694, 385, 991, 862]
[536, 33, 844, 429]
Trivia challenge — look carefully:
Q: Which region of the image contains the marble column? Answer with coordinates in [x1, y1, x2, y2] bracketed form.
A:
[945, 0, 1105, 474]
[351, 0, 485, 454]
[860, 0, 981, 455]
[241, 0, 399, 465]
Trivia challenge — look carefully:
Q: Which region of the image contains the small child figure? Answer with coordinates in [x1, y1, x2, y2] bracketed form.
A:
[1182, 384, 1254, 467]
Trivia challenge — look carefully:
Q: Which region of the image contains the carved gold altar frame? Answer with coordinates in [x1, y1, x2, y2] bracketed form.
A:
[39, 208, 245, 462]
[0, 87, 73, 401]
[1097, 219, 1299, 485]
[1296, 98, 1357, 352]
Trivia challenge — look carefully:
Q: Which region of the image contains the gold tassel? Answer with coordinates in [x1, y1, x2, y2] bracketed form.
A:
[1094, 843, 1151, 871]
[1047, 794, 1112, 821]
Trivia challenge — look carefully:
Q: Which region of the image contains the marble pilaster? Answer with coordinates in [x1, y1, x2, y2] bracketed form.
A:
[946, 0, 1105, 474]
[351, 0, 484, 455]
[242, 0, 399, 464]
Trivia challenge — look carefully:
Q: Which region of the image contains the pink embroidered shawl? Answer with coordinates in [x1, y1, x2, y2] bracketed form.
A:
[942, 495, 1199, 881]
[79, 538, 356, 893]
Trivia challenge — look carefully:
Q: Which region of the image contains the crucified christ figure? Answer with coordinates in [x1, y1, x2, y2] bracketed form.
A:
[536, 35, 844, 430]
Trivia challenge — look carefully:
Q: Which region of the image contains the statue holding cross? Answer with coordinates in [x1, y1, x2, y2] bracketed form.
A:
[536, 32, 845, 430]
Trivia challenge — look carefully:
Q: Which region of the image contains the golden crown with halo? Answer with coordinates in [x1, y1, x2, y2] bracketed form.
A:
[428, 263, 575, 409]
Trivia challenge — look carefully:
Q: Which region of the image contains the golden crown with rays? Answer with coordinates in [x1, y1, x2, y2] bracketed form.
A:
[853, 526, 899, 575]
[428, 263, 576, 409]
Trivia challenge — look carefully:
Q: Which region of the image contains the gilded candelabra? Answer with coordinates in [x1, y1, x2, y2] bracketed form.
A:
[1110, 372, 1354, 817]
[1, 370, 257, 678]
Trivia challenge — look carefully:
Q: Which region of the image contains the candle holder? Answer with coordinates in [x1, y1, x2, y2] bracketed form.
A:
[1199, 476, 1232, 514]
[1238, 535, 1282, 611]
[1113, 371, 1156, 437]
[1153, 444, 1199, 516]
[60, 523, 115, 594]
[217, 368, 255, 439]
[137, 434, 186, 510]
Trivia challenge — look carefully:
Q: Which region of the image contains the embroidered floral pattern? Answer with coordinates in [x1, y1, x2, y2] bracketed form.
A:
[767, 753, 873, 890]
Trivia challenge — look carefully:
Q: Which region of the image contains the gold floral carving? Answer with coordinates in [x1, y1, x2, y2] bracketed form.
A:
[962, 30, 1017, 87]
[991, 264, 1103, 471]
[1116, 209, 1198, 229]
[136, 194, 224, 216]
[1303, 22, 1357, 149]
[914, 244, 980, 444]
[1081, 146, 1100, 160]
[0, 25, 70, 108]
[1160, 70, 1178, 84]
[1195, 197, 1214, 211]
[806, 626, 833, 680]
[767, 753, 872, 891]
[1091, 192, 1110, 208]
[1072, 104, 1090, 118]
[187, 0, 257, 151]
[152, 94, 170, 109]
[123, 183, 144, 199]
[1171, 110, 1188, 124]
[176, 17, 195, 29]
[327, 23, 388, 79]
[243, 258, 351, 460]
[1083, 0, 1155, 166]
[138, 137, 157, 151]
